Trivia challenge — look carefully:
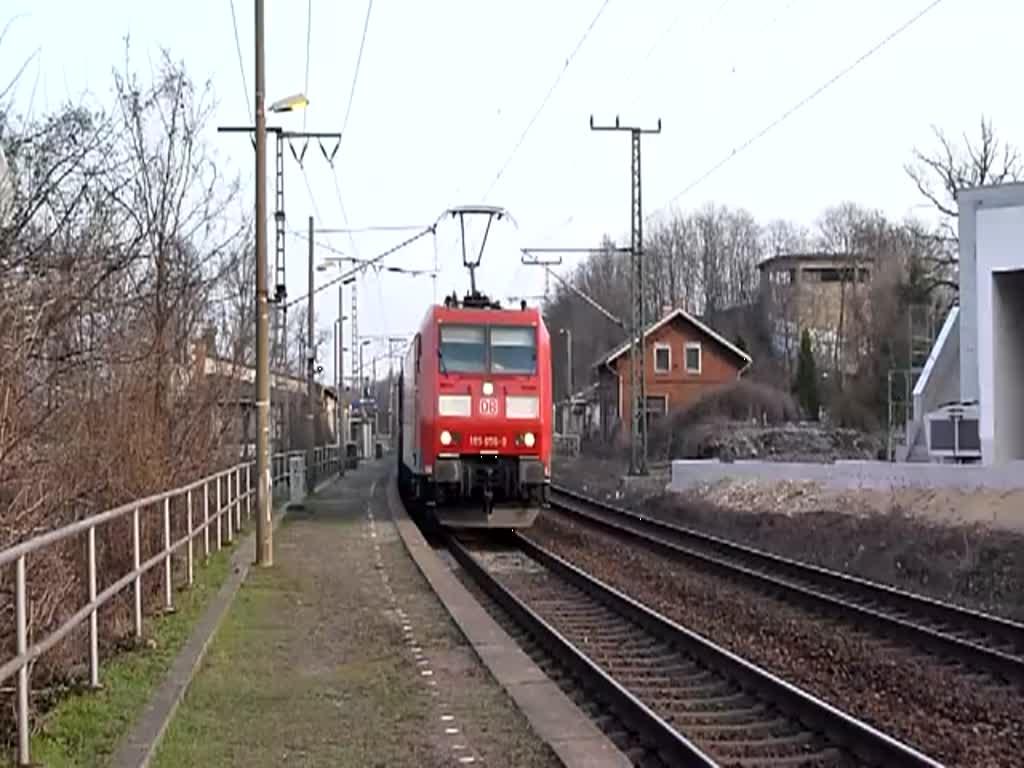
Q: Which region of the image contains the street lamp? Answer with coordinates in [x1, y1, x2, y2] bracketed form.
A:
[271, 93, 310, 113]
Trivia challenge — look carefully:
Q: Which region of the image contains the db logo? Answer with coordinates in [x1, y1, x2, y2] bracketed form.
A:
[479, 397, 499, 416]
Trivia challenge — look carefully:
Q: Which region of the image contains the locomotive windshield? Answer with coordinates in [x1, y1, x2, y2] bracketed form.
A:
[438, 325, 487, 373]
[490, 326, 536, 374]
[438, 324, 537, 375]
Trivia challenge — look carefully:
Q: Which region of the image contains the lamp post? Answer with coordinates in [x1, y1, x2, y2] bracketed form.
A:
[253, 3, 270, 566]
[332, 314, 348, 444]
[559, 328, 573, 434]
[359, 338, 371, 457]
[223, 81, 312, 568]
[317, 258, 356, 456]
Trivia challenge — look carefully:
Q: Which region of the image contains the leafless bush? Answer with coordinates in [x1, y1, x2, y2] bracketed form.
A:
[826, 390, 882, 433]
[0, 45, 252, 742]
[649, 381, 800, 460]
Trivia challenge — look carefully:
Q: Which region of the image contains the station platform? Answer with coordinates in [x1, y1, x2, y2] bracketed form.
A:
[147, 460, 571, 767]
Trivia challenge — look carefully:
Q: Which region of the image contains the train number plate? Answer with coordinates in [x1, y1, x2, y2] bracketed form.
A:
[469, 435, 507, 448]
[479, 397, 499, 416]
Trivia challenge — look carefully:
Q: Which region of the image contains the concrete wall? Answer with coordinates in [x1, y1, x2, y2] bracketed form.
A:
[992, 269, 1024, 462]
[669, 458, 1024, 492]
[958, 183, 1024, 465]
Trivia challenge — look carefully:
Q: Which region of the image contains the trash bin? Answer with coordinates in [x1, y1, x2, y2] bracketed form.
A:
[374, 442, 383, 459]
[345, 442, 358, 469]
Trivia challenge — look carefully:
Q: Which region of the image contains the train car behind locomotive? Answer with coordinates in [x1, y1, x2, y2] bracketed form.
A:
[396, 206, 552, 529]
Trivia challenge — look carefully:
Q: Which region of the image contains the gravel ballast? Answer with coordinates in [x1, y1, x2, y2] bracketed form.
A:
[553, 456, 1024, 623]
[528, 513, 1023, 768]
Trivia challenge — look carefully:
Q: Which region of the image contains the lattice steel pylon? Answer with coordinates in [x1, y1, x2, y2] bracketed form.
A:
[273, 133, 286, 373]
[590, 115, 661, 476]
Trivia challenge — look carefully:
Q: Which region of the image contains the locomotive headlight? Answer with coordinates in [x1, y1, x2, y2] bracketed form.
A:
[523, 431, 536, 448]
[482, 381, 494, 396]
[440, 430, 453, 446]
[506, 395, 539, 419]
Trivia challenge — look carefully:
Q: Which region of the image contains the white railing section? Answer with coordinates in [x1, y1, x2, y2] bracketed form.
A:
[1, 443, 343, 766]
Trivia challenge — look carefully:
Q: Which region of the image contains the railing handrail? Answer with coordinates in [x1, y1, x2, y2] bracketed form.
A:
[1, 463, 241, 568]
[0, 449, 304, 569]
[1, 442, 343, 766]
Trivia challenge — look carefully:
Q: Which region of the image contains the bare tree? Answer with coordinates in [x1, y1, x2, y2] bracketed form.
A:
[904, 116, 1022, 301]
[906, 115, 1022, 236]
[1, 45, 252, 733]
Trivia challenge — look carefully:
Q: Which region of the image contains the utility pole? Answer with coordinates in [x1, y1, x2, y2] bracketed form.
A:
[351, 278, 359, 451]
[386, 337, 404, 439]
[560, 328, 573, 401]
[253, 0, 272, 566]
[336, 284, 344, 452]
[306, 215, 316, 492]
[590, 115, 661, 476]
[217, 124, 341, 457]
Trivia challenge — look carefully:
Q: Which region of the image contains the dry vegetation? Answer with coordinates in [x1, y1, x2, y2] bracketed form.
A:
[0, 47, 260, 743]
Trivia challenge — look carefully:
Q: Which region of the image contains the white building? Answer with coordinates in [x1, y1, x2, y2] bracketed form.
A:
[911, 182, 1024, 465]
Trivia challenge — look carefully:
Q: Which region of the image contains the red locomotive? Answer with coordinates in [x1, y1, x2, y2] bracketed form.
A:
[396, 207, 552, 528]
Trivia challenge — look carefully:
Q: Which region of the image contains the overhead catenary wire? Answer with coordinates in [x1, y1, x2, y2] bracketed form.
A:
[295, 224, 430, 234]
[340, 0, 374, 149]
[289, 231, 438, 276]
[480, 0, 613, 202]
[656, 0, 948, 213]
[303, 0, 312, 130]
[621, 0, 733, 111]
[321, 0, 375, 274]
[228, 0, 251, 120]
[528, 0, 804, 252]
[285, 221, 440, 309]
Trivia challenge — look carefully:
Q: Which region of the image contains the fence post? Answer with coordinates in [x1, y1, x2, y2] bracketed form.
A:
[16, 554, 30, 767]
[163, 497, 173, 612]
[216, 476, 222, 550]
[246, 462, 252, 520]
[186, 489, 194, 586]
[225, 472, 234, 543]
[133, 507, 142, 637]
[235, 465, 242, 531]
[203, 481, 210, 558]
[88, 525, 100, 689]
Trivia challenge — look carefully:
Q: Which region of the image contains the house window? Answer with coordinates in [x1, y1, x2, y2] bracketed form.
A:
[684, 342, 701, 374]
[653, 343, 671, 373]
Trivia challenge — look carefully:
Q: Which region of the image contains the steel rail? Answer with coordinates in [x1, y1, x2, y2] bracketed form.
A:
[511, 531, 944, 768]
[445, 533, 718, 767]
[550, 484, 1024, 686]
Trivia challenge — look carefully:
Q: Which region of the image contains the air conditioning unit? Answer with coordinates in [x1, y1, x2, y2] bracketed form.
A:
[926, 401, 981, 461]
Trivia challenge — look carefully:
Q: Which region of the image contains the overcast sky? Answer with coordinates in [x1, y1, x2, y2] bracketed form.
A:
[2, 0, 1022, 386]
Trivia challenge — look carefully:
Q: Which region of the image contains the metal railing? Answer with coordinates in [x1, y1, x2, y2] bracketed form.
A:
[0, 443, 343, 766]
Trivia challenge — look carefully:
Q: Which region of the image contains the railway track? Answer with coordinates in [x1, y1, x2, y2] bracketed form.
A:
[549, 484, 1024, 688]
[447, 530, 942, 768]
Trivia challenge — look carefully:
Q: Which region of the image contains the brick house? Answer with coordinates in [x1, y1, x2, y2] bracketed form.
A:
[593, 307, 752, 439]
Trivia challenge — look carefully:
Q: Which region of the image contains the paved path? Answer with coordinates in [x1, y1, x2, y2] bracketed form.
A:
[151, 460, 562, 767]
